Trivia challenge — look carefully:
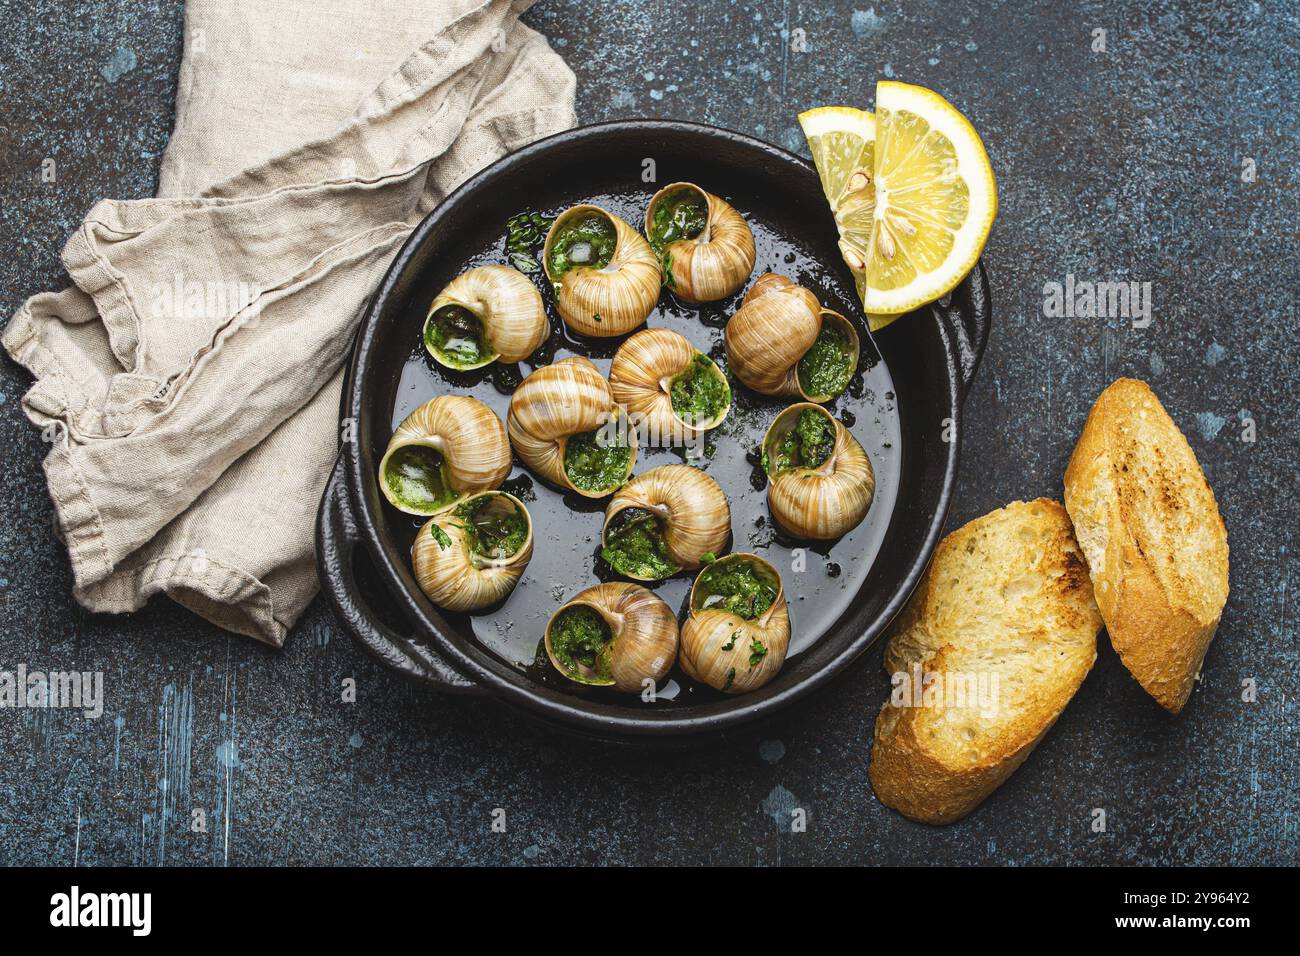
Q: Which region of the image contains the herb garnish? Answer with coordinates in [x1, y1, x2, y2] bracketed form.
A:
[430, 524, 452, 551]
[505, 211, 553, 273]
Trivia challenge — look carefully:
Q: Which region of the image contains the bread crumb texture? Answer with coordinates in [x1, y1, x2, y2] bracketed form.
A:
[869, 499, 1102, 825]
[1064, 378, 1229, 713]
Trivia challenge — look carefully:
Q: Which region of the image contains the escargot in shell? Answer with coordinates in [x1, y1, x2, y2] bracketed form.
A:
[761, 403, 875, 540]
[507, 356, 637, 498]
[644, 182, 756, 302]
[378, 396, 511, 515]
[724, 273, 860, 402]
[412, 492, 533, 612]
[600, 464, 731, 582]
[423, 265, 548, 371]
[679, 553, 790, 694]
[543, 205, 661, 337]
[608, 328, 731, 444]
[545, 582, 679, 693]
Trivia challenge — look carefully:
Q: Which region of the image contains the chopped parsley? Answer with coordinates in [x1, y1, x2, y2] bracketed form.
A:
[430, 523, 452, 550]
[504, 211, 553, 273]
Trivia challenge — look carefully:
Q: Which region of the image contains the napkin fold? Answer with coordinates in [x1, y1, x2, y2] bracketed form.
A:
[3, 0, 577, 646]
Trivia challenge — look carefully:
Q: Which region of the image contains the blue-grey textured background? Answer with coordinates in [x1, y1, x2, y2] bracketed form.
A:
[1, 0, 1296, 865]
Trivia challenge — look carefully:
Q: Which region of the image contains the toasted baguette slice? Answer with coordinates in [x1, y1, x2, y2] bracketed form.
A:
[868, 499, 1101, 825]
[1063, 378, 1229, 713]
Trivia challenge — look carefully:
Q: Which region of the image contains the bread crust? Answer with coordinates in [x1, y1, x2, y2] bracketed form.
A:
[1063, 378, 1229, 713]
[868, 499, 1101, 825]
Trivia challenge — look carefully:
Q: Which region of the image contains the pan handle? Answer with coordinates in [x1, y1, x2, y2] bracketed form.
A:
[935, 260, 993, 403]
[316, 452, 482, 695]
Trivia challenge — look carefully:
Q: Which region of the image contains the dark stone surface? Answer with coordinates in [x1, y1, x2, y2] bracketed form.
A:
[0, 0, 1296, 865]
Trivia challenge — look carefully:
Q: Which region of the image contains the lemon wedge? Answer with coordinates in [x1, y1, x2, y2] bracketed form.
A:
[798, 106, 876, 211]
[798, 106, 879, 323]
[800, 82, 997, 331]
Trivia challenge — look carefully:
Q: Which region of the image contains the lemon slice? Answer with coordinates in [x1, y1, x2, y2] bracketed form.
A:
[801, 83, 997, 331]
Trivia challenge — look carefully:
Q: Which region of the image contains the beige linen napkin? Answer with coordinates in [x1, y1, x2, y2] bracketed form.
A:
[3, 0, 576, 646]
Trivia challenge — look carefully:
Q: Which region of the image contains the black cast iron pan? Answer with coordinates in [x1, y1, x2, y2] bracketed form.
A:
[316, 121, 991, 740]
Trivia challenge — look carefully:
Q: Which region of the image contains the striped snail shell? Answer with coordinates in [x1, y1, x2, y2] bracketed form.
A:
[724, 273, 860, 402]
[644, 182, 756, 302]
[543, 205, 661, 337]
[600, 465, 731, 581]
[544, 582, 679, 693]
[761, 402, 875, 540]
[507, 356, 637, 498]
[411, 491, 533, 612]
[378, 396, 511, 516]
[608, 328, 731, 443]
[423, 265, 548, 370]
[679, 553, 791, 694]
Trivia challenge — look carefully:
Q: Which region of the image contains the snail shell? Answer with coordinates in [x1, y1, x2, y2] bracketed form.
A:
[411, 491, 533, 611]
[543, 205, 661, 337]
[601, 464, 731, 581]
[762, 403, 875, 540]
[544, 582, 679, 693]
[423, 265, 548, 370]
[507, 356, 637, 498]
[724, 273, 860, 402]
[378, 396, 511, 515]
[644, 182, 756, 302]
[608, 328, 731, 442]
[679, 553, 790, 694]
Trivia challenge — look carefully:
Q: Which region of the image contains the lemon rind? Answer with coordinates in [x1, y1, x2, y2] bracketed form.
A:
[797, 106, 876, 141]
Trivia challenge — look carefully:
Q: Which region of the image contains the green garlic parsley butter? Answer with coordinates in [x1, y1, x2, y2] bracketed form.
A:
[601, 508, 678, 580]
[696, 561, 777, 621]
[765, 409, 835, 475]
[564, 428, 631, 493]
[669, 354, 729, 425]
[796, 324, 854, 399]
[547, 213, 617, 280]
[549, 605, 612, 681]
